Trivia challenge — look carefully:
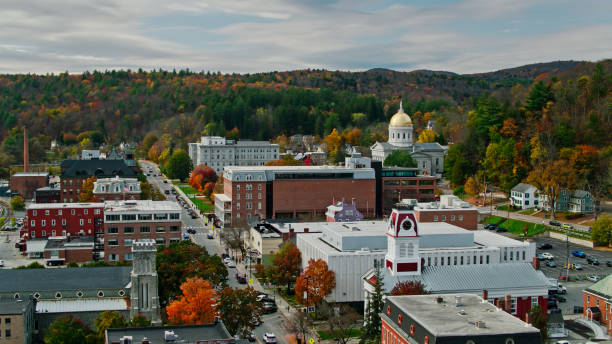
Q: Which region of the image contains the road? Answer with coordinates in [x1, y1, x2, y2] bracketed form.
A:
[477, 205, 593, 232]
[139, 161, 292, 343]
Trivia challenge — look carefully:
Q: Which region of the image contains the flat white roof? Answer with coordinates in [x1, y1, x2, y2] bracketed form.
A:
[214, 193, 230, 202]
[279, 221, 385, 235]
[418, 222, 468, 235]
[12, 172, 48, 177]
[104, 200, 181, 212]
[27, 203, 103, 210]
[298, 232, 387, 255]
[225, 165, 371, 172]
[473, 230, 531, 247]
[36, 298, 128, 313]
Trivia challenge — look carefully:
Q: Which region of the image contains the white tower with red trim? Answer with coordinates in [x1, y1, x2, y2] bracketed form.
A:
[385, 204, 421, 276]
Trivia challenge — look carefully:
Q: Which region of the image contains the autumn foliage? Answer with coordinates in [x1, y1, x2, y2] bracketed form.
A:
[295, 258, 336, 306]
[189, 164, 217, 196]
[166, 277, 218, 325]
[265, 241, 302, 293]
[390, 280, 429, 296]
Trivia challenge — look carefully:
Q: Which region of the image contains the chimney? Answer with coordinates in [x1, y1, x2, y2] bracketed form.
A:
[504, 295, 512, 313]
[23, 126, 29, 172]
[532, 256, 540, 270]
[482, 290, 488, 302]
[525, 312, 530, 326]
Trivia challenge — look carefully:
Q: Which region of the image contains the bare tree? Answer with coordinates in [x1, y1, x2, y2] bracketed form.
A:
[322, 303, 361, 344]
[287, 311, 312, 344]
[220, 226, 248, 258]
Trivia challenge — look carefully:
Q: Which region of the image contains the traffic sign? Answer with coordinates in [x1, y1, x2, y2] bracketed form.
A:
[249, 278, 253, 285]
[309, 338, 315, 344]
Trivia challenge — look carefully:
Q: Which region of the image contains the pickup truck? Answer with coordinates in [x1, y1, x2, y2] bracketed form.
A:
[547, 278, 567, 294]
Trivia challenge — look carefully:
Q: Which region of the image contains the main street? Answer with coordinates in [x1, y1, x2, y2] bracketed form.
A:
[139, 160, 292, 343]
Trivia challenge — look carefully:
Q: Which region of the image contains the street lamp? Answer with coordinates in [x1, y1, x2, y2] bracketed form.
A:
[303, 275, 311, 312]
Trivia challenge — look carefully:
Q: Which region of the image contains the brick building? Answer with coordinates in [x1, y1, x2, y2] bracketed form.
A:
[59, 160, 136, 202]
[103, 200, 182, 262]
[381, 294, 542, 344]
[34, 187, 60, 203]
[583, 274, 612, 336]
[215, 166, 376, 227]
[411, 195, 479, 230]
[42, 236, 95, 264]
[379, 167, 437, 215]
[93, 176, 141, 201]
[22, 203, 104, 240]
[0, 299, 34, 344]
[9, 172, 49, 199]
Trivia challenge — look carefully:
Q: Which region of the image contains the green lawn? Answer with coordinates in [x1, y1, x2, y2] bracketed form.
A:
[317, 329, 363, 340]
[519, 208, 537, 215]
[190, 198, 214, 212]
[496, 204, 520, 212]
[484, 216, 548, 237]
[179, 185, 199, 195]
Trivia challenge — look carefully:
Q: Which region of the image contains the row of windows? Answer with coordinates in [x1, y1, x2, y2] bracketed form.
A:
[32, 208, 101, 216]
[424, 254, 491, 266]
[383, 179, 435, 186]
[107, 237, 179, 247]
[30, 218, 92, 227]
[107, 225, 180, 234]
[22, 289, 124, 301]
[503, 249, 526, 261]
[105, 213, 180, 221]
[0, 329, 11, 338]
[235, 193, 262, 200]
[235, 202, 262, 210]
[433, 215, 463, 221]
[236, 184, 263, 190]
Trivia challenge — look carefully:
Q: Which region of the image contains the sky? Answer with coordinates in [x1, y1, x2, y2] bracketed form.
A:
[1, 0, 611, 74]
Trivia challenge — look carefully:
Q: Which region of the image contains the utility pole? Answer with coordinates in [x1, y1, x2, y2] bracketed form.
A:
[565, 227, 570, 281]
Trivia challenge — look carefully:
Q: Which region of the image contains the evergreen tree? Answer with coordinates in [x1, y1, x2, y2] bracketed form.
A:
[361, 260, 384, 343]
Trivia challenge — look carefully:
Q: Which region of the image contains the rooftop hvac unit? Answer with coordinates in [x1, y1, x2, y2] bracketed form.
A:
[164, 331, 178, 341]
[119, 336, 133, 344]
[460, 202, 471, 208]
[475, 320, 487, 328]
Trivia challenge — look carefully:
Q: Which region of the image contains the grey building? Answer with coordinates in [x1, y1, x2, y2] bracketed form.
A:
[188, 136, 279, 175]
[370, 103, 446, 176]
[105, 323, 234, 344]
[130, 240, 162, 325]
[0, 299, 34, 344]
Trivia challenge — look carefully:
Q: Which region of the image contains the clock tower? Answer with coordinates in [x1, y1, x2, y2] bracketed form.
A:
[385, 204, 421, 276]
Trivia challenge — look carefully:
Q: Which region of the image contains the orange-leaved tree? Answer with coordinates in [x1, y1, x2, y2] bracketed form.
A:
[267, 241, 302, 293]
[78, 177, 97, 202]
[166, 277, 218, 325]
[189, 164, 217, 194]
[295, 258, 336, 306]
[390, 281, 429, 296]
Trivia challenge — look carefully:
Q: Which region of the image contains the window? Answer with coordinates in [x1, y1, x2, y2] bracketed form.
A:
[51, 230, 56, 236]
[258, 184, 262, 190]
[84, 209, 88, 215]
[597, 299, 600, 306]
[587, 295, 590, 303]
[62, 219, 66, 226]
[236, 203, 240, 210]
[246, 184, 252, 190]
[140, 226, 150, 233]
[79, 219, 84, 226]
[246, 202, 252, 209]
[170, 226, 180, 232]
[531, 296, 539, 308]
[107, 239, 118, 246]
[454, 256, 457, 265]
[124, 239, 133, 246]
[511, 298, 517, 314]
[108, 227, 119, 234]
[94, 209, 100, 215]
[236, 194, 240, 200]
[156, 226, 165, 233]
[451, 215, 455, 221]
[138, 214, 152, 221]
[32, 210, 37, 216]
[5, 329, 11, 338]
[122, 214, 136, 221]
[170, 238, 180, 243]
[71, 209, 75, 215]
[45, 210, 50, 215]
[258, 202, 262, 210]
[124, 227, 134, 233]
[486, 255, 490, 264]
[154, 213, 168, 220]
[51, 219, 56, 226]
[41, 230, 46, 236]
[58, 209, 62, 215]
[169, 213, 180, 220]
[4, 317, 10, 324]
[441, 215, 446, 221]
[106, 215, 120, 221]
[31, 220, 35, 227]
[42, 220, 46, 227]
[236, 185, 240, 190]
[155, 238, 166, 245]
[433, 216, 438, 222]
[124, 253, 133, 261]
[258, 193, 262, 199]
[458, 215, 463, 221]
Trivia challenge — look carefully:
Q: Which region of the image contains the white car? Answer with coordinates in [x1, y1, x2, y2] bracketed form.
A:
[0, 260, 4, 267]
[226, 260, 236, 268]
[541, 253, 554, 260]
[587, 275, 600, 282]
[263, 333, 277, 344]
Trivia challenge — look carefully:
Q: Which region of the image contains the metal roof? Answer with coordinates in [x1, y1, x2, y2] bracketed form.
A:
[105, 324, 233, 344]
[585, 274, 612, 299]
[0, 266, 131, 293]
[60, 159, 136, 178]
[0, 299, 32, 315]
[36, 298, 128, 313]
[511, 183, 536, 193]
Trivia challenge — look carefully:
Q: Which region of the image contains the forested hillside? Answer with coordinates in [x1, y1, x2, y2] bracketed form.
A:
[0, 59, 610, 195]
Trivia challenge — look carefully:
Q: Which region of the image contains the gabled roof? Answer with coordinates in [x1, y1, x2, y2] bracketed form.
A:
[0, 266, 131, 293]
[571, 190, 592, 199]
[61, 160, 136, 178]
[414, 142, 444, 151]
[512, 183, 537, 193]
[585, 274, 612, 299]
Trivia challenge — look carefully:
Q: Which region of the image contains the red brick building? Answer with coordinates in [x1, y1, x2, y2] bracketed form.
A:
[34, 187, 61, 203]
[10, 172, 49, 199]
[103, 200, 182, 262]
[43, 236, 95, 264]
[215, 166, 376, 227]
[59, 159, 137, 202]
[22, 203, 104, 240]
[379, 167, 437, 215]
[584, 274, 612, 335]
[412, 195, 479, 230]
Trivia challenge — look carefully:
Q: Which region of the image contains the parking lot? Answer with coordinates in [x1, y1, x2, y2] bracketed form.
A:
[530, 236, 612, 280]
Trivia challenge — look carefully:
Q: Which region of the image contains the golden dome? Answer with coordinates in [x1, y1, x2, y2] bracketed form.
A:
[389, 102, 412, 126]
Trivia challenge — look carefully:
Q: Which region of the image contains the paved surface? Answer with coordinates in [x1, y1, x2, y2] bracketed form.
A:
[531, 236, 612, 280]
[476, 205, 593, 232]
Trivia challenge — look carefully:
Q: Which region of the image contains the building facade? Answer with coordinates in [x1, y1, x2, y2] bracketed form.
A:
[511, 183, 539, 209]
[129, 240, 162, 325]
[22, 203, 104, 240]
[93, 176, 141, 201]
[583, 274, 612, 336]
[539, 189, 595, 213]
[412, 195, 479, 230]
[9, 172, 49, 199]
[381, 294, 542, 344]
[34, 187, 60, 203]
[188, 136, 280, 175]
[59, 159, 137, 202]
[380, 168, 437, 214]
[370, 103, 446, 176]
[325, 198, 364, 222]
[103, 200, 182, 262]
[215, 166, 376, 226]
[0, 299, 34, 344]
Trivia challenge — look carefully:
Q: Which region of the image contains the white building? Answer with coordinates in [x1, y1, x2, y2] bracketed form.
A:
[188, 136, 280, 175]
[81, 150, 100, 160]
[93, 176, 141, 201]
[510, 183, 539, 209]
[370, 102, 446, 176]
[296, 215, 535, 303]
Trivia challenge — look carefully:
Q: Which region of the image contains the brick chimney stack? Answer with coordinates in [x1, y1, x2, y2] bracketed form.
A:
[532, 256, 540, 270]
[23, 126, 29, 172]
[482, 290, 488, 302]
[504, 294, 512, 313]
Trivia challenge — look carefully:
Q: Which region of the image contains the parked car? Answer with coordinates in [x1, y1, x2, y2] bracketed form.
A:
[263, 333, 277, 344]
[607, 261, 612, 267]
[247, 332, 256, 342]
[484, 224, 497, 230]
[0, 260, 4, 267]
[536, 253, 546, 260]
[163, 180, 168, 183]
[263, 301, 277, 314]
[207, 232, 214, 239]
[538, 243, 553, 250]
[587, 275, 601, 282]
[221, 253, 229, 259]
[541, 253, 554, 260]
[587, 256, 600, 265]
[547, 300, 558, 310]
[552, 294, 566, 302]
[549, 220, 561, 226]
[164, 190, 170, 194]
[562, 223, 573, 230]
[183, 233, 190, 239]
[574, 263, 583, 270]
[187, 228, 196, 234]
[226, 261, 236, 268]
[495, 227, 508, 233]
[546, 260, 557, 268]
[571, 250, 586, 258]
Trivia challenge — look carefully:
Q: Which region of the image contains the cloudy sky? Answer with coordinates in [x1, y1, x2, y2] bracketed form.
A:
[1, 0, 611, 74]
